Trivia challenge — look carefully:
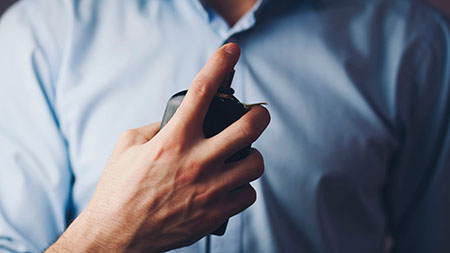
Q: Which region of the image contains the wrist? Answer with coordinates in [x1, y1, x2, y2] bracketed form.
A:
[46, 205, 127, 252]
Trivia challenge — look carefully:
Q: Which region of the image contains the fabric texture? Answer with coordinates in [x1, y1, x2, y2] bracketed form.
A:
[0, 0, 449, 252]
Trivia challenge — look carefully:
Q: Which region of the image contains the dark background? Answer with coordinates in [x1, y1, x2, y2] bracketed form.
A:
[1, 0, 450, 18]
[1, 0, 450, 17]
[0, 0, 17, 16]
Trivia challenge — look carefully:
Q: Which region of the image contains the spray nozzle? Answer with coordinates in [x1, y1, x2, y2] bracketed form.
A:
[218, 70, 235, 94]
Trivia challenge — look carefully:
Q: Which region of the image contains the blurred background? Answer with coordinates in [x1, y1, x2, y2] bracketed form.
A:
[1, 0, 450, 17]
[429, 0, 450, 16]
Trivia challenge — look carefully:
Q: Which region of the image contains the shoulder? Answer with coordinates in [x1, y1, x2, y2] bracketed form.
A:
[326, 0, 449, 72]
[361, 0, 449, 51]
[319, 0, 449, 44]
[380, 0, 450, 82]
[0, 0, 74, 78]
[0, 0, 72, 38]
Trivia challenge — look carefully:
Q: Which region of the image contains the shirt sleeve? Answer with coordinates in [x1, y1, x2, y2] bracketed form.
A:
[0, 1, 72, 252]
[385, 10, 450, 253]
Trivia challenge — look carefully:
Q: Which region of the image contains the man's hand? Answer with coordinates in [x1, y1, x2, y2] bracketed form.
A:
[47, 43, 270, 252]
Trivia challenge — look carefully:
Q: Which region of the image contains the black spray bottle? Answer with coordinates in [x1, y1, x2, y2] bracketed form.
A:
[160, 70, 251, 236]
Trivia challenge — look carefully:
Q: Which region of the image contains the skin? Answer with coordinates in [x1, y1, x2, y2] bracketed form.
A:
[46, 42, 270, 252]
[204, 0, 257, 26]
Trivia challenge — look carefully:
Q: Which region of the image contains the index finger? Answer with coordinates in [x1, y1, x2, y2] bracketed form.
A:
[203, 105, 271, 163]
[173, 43, 241, 131]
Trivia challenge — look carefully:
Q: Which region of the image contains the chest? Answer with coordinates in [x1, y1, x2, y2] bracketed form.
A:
[54, 13, 397, 215]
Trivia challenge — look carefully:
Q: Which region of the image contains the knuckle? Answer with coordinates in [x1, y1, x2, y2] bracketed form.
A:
[252, 149, 264, 162]
[232, 186, 257, 212]
[178, 156, 211, 184]
[253, 150, 265, 176]
[206, 212, 223, 230]
[165, 137, 186, 154]
[120, 129, 137, 140]
[259, 106, 271, 126]
[185, 186, 210, 215]
[244, 152, 264, 181]
[175, 163, 202, 185]
[248, 187, 257, 204]
[195, 191, 210, 207]
[254, 161, 264, 179]
[190, 77, 211, 97]
[252, 106, 271, 129]
[174, 168, 194, 185]
[243, 186, 257, 206]
[237, 120, 256, 140]
[158, 131, 191, 155]
[119, 129, 139, 144]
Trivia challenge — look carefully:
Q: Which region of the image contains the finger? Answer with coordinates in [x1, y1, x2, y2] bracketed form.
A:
[221, 184, 257, 218]
[204, 105, 270, 162]
[208, 184, 256, 234]
[116, 122, 161, 152]
[173, 43, 240, 130]
[134, 121, 161, 142]
[213, 149, 264, 192]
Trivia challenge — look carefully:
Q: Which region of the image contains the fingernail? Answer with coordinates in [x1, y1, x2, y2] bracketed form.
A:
[223, 43, 239, 56]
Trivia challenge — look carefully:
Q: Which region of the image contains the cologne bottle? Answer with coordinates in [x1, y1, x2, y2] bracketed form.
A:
[160, 70, 250, 235]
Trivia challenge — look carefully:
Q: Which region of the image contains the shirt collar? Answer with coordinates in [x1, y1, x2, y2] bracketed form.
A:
[193, 0, 264, 40]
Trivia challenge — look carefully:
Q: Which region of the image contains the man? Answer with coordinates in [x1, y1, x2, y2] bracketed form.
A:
[0, 0, 449, 252]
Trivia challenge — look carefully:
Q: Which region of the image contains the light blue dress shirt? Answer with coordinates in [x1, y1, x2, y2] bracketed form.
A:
[0, 0, 449, 252]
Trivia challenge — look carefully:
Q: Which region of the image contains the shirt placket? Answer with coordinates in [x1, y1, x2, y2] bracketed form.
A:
[191, 1, 263, 252]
